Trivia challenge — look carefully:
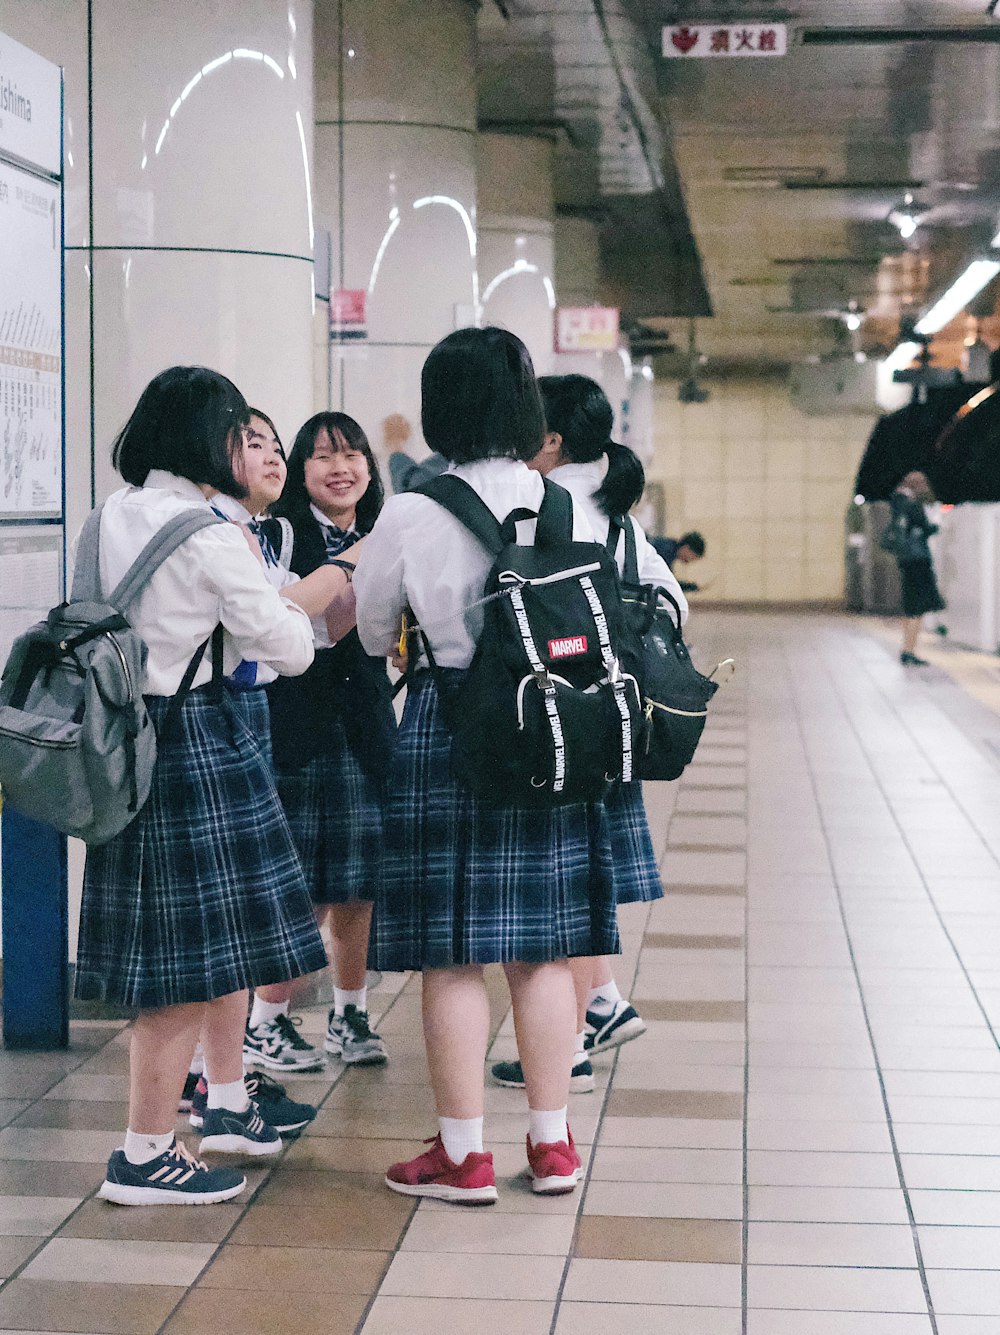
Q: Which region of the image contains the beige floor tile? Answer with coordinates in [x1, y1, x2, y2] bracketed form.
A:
[918, 1225, 1000, 1270]
[0, 1197, 81, 1237]
[748, 1220, 918, 1267]
[601, 1116, 743, 1149]
[584, 1181, 742, 1220]
[401, 1210, 575, 1255]
[675, 789, 747, 814]
[576, 1215, 741, 1264]
[0, 1279, 185, 1334]
[198, 1244, 387, 1293]
[12, 1102, 130, 1132]
[380, 1251, 564, 1300]
[630, 1000, 744, 1023]
[361, 1297, 553, 1335]
[60, 1198, 243, 1244]
[163, 1288, 369, 1335]
[607, 1089, 743, 1120]
[563, 1258, 742, 1306]
[23, 1237, 216, 1287]
[40, 1076, 128, 1104]
[747, 1120, 893, 1153]
[230, 1189, 413, 1251]
[555, 1303, 741, 1334]
[910, 1190, 1000, 1227]
[747, 1264, 927, 1312]
[643, 933, 745, 950]
[589, 1146, 743, 1185]
[749, 1185, 909, 1224]
[0, 1129, 119, 1165]
[747, 1314, 933, 1334]
[748, 1151, 901, 1188]
[0, 1162, 103, 1198]
[928, 1269, 1000, 1316]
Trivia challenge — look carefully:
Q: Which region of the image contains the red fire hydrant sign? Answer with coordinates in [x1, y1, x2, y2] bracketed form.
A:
[662, 24, 788, 58]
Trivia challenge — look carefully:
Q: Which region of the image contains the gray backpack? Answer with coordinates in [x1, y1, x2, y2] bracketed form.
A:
[0, 505, 223, 845]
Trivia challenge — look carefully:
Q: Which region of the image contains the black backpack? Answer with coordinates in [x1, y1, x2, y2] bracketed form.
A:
[412, 475, 645, 808]
[607, 517, 723, 781]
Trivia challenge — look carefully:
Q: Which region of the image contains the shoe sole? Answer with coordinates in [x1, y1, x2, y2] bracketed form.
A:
[323, 1039, 388, 1065]
[587, 1015, 647, 1056]
[384, 1176, 498, 1205]
[492, 1072, 595, 1094]
[191, 1111, 313, 1133]
[243, 1048, 325, 1073]
[98, 1177, 247, 1206]
[198, 1133, 284, 1156]
[531, 1170, 581, 1195]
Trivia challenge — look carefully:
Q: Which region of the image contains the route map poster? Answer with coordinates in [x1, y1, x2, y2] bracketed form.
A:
[0, 156, 61, 519]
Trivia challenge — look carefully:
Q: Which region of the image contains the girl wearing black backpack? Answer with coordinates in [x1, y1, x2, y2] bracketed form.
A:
[490, 374, 688, 1093]
[354, 328, 620, 1205]
[78, 368, 346, 1207]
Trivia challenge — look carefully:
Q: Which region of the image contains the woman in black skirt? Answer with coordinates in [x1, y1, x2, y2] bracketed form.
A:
[890, 470, 945, 666]
[251, 413, 396, 1069]
[354, 328, 620, 1205]
[78, 368, 342, 1206]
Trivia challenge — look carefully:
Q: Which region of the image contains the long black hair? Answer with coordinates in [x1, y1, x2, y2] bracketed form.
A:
[113, 365, 250, 496]
[537, 373, 645, 518]
[274, 411, 384, 534]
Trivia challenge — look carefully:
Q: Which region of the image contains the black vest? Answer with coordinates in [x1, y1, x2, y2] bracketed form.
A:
[261, 514, 396, 783]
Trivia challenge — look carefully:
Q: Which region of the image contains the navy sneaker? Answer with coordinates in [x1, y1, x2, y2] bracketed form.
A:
[177, 1069, 201, 1114]
[189, 1073, 316, 1134]
[199, 1102, 282, 1156]
[584, 1000, 646, 1056]
[99, 1140, 246, 1206]
[491, 1056, 595, 1093]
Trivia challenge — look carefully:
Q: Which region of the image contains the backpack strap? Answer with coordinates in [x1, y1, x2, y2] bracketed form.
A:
[414, 476, 506, 556]
[107, 510, 226, 610]
[534, 478, 574, 548]
[274, 516, 294, 568]
[70, 504, 107, 603]
[608, 515, 639, 584]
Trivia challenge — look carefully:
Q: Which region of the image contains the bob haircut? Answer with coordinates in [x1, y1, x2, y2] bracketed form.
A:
[421, 326, 544, 464]
[247, 407, 285, 459]
[113, 365, 250, 496]
[538, 373, 645, 518]
[275, 411, 384, 535]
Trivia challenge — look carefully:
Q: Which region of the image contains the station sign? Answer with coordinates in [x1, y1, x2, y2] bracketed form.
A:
[330, 288, 367, 342]
[0, 31, 61, 176]
[662, 24, 788, 59]
[556, 306, 619, 354]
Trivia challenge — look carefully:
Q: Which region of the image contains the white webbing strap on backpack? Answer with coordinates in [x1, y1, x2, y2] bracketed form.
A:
[508, 584, 567, 793]
[579, 575, 634, 783]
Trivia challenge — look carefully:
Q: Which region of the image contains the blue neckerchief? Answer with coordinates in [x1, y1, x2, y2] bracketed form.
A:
[322, 523, 359, 560]
[248, 517, 279, 568]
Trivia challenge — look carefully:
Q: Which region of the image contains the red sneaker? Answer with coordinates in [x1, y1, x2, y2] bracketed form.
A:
[385, 1134, 498, 1205]
[526, 1127, 582, 1195]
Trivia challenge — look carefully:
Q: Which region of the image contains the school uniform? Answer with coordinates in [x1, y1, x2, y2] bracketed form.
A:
[262, 505, 394, 906]
[353, 457, 621, 972]
[75, 471, 329, 1009]
[548, 458, 689, 906]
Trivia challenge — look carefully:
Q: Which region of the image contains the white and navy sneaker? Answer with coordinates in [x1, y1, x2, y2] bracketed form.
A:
[244, 1013, 324, 1072]
[584, 1000, 646, 1056]
[199, 1102, 283, 1156]
[189, 1073, 316, 1135]
[324, 1005, 388, 1065]
[99, 1140, 246, 1206]
[177, 1069, 201, 1113]
[491, 1056, 595, 1094]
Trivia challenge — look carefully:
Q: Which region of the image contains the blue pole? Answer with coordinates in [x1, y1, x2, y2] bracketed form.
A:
[1, 807, 69, 1049]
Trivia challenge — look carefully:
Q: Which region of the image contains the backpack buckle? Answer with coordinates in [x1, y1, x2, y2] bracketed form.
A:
[533, 667, 554, 692]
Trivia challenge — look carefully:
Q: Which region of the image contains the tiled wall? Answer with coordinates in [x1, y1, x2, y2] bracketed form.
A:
[649, 376, 875, 603]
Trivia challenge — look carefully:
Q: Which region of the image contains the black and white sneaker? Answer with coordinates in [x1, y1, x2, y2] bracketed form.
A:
[491, 1056, 595, 1094]
[324, 1005, 388, 1065]
[99, 1140, 246, 1206]
[177, 1069, 201, 1113]
[584, 1001, 646, 1056]
[244, 1013, 324, 1072]
[199, 1102, 283, 1156]
[189, 1073, 316, 1135]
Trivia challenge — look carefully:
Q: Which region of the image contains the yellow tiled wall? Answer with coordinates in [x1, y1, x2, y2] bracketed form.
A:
[649, 377, 874, 602]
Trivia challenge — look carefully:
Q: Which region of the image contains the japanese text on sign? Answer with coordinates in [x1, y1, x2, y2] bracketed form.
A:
[662, 24, 788, 58]
[556, 307, 620, 354]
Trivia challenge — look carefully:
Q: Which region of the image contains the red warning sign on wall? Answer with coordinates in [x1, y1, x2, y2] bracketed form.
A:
[330, 288, 368, 341]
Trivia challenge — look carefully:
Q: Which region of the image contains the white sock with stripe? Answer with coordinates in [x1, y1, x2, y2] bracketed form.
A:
[587, 979, 623, 1017]
[123, 1128, 174, 1165]
[207, 1078, 251, 1113]
[249, 996, 289, 1028]
[334, 986, 367, 1016]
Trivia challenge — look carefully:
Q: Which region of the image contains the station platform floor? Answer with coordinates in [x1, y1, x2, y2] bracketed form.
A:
[0, 610, 1000, 1333]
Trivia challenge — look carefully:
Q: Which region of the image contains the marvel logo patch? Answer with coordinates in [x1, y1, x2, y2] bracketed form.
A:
[548, 635, 588, 659]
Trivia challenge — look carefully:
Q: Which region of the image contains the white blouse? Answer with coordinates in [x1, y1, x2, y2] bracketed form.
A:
[547, 458, 689, 625]
[354, 457, 595, 669]
[88, 470, 314, 696]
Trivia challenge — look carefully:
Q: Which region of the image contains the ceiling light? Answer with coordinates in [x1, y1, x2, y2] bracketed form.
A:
[914, 259, 1000, 335]
[845, 312, 862, 331]
[883, 341, 921, 372]
[896, 213, 918, 239]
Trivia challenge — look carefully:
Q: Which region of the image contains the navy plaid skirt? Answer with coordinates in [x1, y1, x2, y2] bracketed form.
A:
[76, 691, 328, 1009]
[274, 714, 383, 905]
[227, 686, 273, 768]
[370, 673, 620, 971]
[606, 781, 663, 905]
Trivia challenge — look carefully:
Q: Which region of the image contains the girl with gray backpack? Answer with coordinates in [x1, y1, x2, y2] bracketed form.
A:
[74, 367, 348, 1206]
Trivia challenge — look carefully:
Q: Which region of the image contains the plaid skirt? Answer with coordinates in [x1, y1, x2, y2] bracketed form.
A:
[274, 714, 383, 905]
[227, 686, 273, 768]
[370, 673, 620, 971]
[607, 781, 663, 905]
[76, 691, 328, 1009]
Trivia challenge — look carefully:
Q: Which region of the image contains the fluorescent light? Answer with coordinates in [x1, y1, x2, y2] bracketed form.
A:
[845, 313, 862, 331]
[883, 341, 920, 372]
[915, 259, 1000, 336]
[896, 214, 918, 240]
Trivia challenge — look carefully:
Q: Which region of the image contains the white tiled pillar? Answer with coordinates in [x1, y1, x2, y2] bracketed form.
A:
[478, 133, 556, 378]
[314, 0, 479, 466]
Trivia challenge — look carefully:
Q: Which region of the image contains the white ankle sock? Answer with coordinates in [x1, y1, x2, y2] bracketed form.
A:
[529, 1107, 568, 1147]
[438, 1115, 484, 1164]
[334, 986, 367, 1016]
[588, 979, 623, 1016]
[188, 1042, 205, 1077]
[249, 996, 289, 1028]
[124, 1128, 174, 1165]
[207, 1078, 250, 1113]
[575, 1029, 587, 1056]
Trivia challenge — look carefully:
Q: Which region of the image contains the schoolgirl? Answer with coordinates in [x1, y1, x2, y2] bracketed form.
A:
[246, 412, 395, 1069]
[353, 328, 621, 1205]
[77, 367, 334, 1206]
[491, 374, 688, 1094]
